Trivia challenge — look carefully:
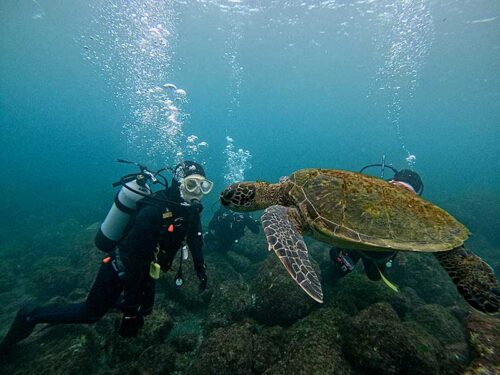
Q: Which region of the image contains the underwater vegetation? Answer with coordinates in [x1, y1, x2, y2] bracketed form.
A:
[0, 193, 499, 375]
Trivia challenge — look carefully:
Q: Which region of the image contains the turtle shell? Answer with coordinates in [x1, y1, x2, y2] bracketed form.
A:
[287, 169, 469, 252]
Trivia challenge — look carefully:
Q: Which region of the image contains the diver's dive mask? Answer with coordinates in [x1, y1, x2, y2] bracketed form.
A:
[182, 175, 214, 195]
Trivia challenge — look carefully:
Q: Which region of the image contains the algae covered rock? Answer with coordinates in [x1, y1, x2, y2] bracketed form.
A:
[329, 272, 397, 314]
[160, 258, 241, 309]
[390, 252, 461, 307]
[225, 250, 252, 273]
[0, 262, 16, 294]
[190, 323, 254, 375]
[1, 324, 100, 375]
[407, 304, 466, 345]
[343, 302, 441, 375]
[159, 262, 212, 309]
[206, 279, 253, 330]
[250, 255, 316, 326]
[463, 312, 500, 375]
[264, 306, 352, 375]
[100, 308, 174, 366]
[252, 325, 284, 374]
[167, 318, 202, 354]
[29, 257, 82, 300]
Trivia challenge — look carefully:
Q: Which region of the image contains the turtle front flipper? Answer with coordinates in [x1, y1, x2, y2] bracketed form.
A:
[261, 205, 323, 303]
[435, 247, 500, 314]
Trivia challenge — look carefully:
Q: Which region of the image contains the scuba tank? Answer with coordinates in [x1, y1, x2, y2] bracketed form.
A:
[95, 159, 167, 252]
[95, 178, 151, 252]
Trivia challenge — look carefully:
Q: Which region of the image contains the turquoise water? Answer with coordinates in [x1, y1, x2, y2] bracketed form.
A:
[1, 1, 499, 224]
[1, 2, 500, 373]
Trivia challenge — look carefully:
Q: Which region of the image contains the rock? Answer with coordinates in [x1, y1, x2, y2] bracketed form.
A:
[190, 323, 254, 375]
[389, 287, 425, 318]
[264, 306, 352, 374]
[252, 326, 283, 374]
[390, 252, 461, 307]
[236, 234, 268, 263]
[329, 272, 396, 314]
[29, 257, 82, 300]
[99, 308, 173, 366]
[225, 250, 252, 273]
[167, 318, 202, 354]
[407, 304, 466, 345]
[0, 262, 16, 294]
[206, 280, 253, 330]
[171, 332, 198, 353]
[0, 324, 100, 375]
[250, 256, 316, 326]
[343, 302, 441, 375]
[463, 312, 500, 374]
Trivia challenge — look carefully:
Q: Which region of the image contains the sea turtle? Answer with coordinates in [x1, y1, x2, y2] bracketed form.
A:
[220, 168, 500, 314]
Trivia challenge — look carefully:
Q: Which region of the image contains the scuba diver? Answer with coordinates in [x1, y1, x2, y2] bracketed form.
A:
[204, 207, 260, 252]
[330, 161, 424, 287]
[0, 160, 213, 351]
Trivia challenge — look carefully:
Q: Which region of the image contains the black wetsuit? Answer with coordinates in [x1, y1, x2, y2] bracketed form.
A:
[6, 188, 205, 340]
[330, 247, 396, 281]
[205, 208, 259, 251]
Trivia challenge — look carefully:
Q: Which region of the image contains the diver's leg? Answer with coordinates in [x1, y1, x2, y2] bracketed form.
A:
[362, 257, 382, 281]
[138, 278, 156, 317]
[0, 262, 123, 350]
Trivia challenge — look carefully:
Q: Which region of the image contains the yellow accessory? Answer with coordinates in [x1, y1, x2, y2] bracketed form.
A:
[376, 264, 399, 292]
[149, 246, 161, 279]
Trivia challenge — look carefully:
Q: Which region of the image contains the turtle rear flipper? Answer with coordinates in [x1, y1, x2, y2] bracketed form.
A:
[261, 205, 323, 303]
[435, 247, 500, 314]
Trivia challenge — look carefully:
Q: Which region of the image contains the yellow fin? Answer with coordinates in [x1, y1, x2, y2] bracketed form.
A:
[377, 265, 399, 292]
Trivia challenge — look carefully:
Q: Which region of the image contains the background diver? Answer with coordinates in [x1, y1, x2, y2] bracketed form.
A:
[204, 207, 260, 252]
[0, 160, 212, 351]
[330, 165, 424, 287]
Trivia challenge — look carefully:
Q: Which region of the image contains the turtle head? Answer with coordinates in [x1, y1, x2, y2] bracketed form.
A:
[220, 181, 281, 212]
